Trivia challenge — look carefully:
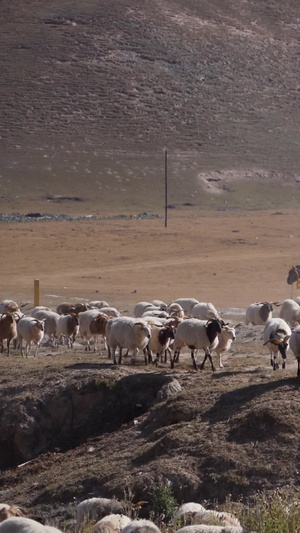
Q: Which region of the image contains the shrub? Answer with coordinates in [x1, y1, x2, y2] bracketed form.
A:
[147, 483, 177, 523]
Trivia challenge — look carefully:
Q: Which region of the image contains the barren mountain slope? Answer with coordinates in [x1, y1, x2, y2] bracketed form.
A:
[1, 1, 300, 213]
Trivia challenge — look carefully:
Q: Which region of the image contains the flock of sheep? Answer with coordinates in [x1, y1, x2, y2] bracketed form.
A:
[0, 298, 300, 376]
[0, 498, 252, 533]
[1, 295, 300, 375]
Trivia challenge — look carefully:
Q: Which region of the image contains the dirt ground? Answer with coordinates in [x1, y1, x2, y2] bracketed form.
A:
[2, 207, 299, 312]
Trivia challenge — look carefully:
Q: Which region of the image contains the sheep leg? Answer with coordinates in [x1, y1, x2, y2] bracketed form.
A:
[170, 350, 178, 368]
[118, 347, 123, 365]
[7, 339, 11, 357]
[191, 348, 198, 370]
[200, 348, 216, 371]
[298, 360, 300, 377]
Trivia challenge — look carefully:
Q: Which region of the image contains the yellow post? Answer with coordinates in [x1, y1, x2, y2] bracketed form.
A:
[34, 279, 40, 307]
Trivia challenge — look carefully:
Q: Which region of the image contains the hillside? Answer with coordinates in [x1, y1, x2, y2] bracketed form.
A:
[1, 1, 300, 213]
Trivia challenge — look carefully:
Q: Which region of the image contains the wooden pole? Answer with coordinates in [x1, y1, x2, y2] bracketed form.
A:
[34, 279, 40, 307]
[165, 149, 168, 228]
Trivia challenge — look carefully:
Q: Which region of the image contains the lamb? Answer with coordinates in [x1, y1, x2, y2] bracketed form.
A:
[171, 318, 224, 371]
[191, 303, 220, 320]
[279, 299, 300, 327]
[92, 514, 131, 533]
[0, 313, 17, 356]
[17, 316, 45, 357]
[0, 517, 63, 533]
[79, 309, 109, 351]
[56, 313, 79, 347]
[173, 298, 200, 317]
[263, 317, 291, 370]
[106, 316, 151, 364]
[213, 325, 236, 368]
[287, 325, 300, 376]
[76, 497, 125, 532]
[245, 301, 280, 325]
[121, 519, 161, 533]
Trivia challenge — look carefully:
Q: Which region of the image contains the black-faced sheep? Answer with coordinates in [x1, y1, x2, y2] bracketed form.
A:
[171, 318, 224, 371]
[263, 317, 291, 370]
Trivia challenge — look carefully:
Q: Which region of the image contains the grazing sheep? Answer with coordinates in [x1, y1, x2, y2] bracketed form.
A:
[176, 526, 247, 533]
[191, 303, 220, 321]
[279, 299, 300, 327]
[173, 503, 206, 525]
[171, 318, 224, 371]
[263, 318, 291, 370]
[177, 510, 242, 529]
[151, 300, 167, 310]
[214, 325, 237, 368]
[245, 301, 280, 326]
[288, 325, 300, 376]
[141, 309, 169, 319]
[17, 317, 45, 357]
[76, 497, 125, 532]
[56, 313, 79, 347]
[79, 310, 109, 351]
[106, 317, 151, 364]
[122, 519, 161, 533]
[33, 310, 60, 344]
[92, 514, 131, 533]
[0, 313, 17, 356]
[0, 517, 63, 533]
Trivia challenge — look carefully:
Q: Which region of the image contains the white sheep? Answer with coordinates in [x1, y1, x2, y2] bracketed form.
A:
[17, 317, 45, 357]
[166, 303, 185, 319]
[245, 301, 280, 325]
[174, 298, 200, 317]
[279, 299, 300, 327]
[122, 519, 161, 533]
[191, 303, 220, 321]
[171, 318, 224, 371]
[106, 316, 151, 364]
[141, 310, 169, 319]
[79, 310, 109, 351]
[134, 302, 160, 318]
[263, 317, 291, 370]
[76, 497, 125, 532]
[213, 325, 236, 368]
[151, 300, 167, 310]
[176, 526, 246, 533]
[31, 306, 51, 318]
[176, 509, 242, 529]
[56, 313, 79, 348]
[288, 325, 300, 377]
[0, 517, 63, 533]
[89, 300, 110, 309]
[96, 307, 121, 318]
[92, 514, 131, 533]
[142, 318, 175, 364]
[33, 310, 60, 344]
[173, 503, 206, 525]
[0, 313, 17, 356]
